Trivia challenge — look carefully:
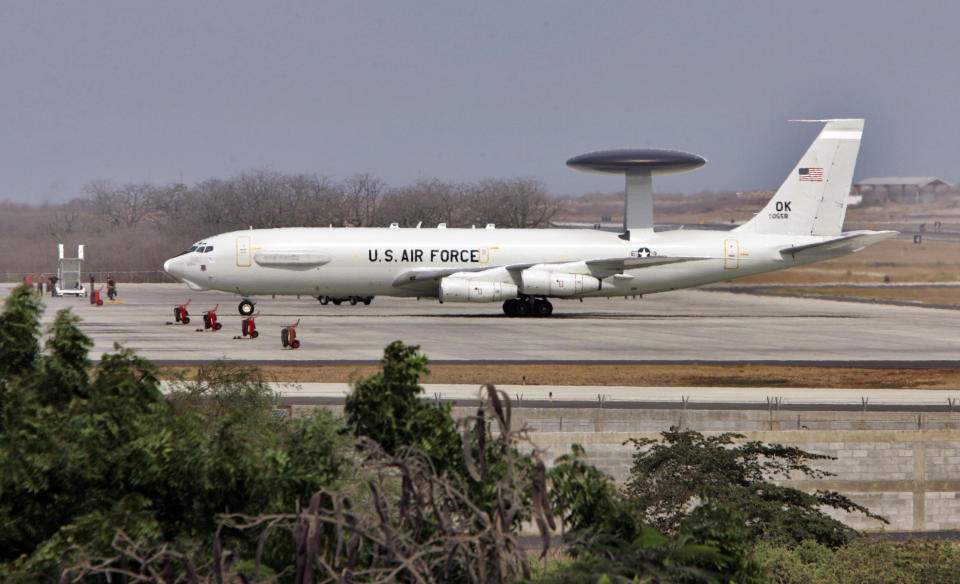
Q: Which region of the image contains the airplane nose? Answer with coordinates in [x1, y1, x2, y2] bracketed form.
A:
[163, 257, 183, 279]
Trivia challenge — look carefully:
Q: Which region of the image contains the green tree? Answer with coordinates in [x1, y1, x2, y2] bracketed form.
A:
[549, 443, 627, 537]
[547, 443, 763, 584]
[37, 309, 93, 406]
[623, 428, 886, 546]
[0, 283, 42, 379]
[345, 340, 461, 473]
[0, 291, 349, 581]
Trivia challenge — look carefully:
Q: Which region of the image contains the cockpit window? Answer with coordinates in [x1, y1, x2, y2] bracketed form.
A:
[188, 245, 198, 252]
[206, 245, 214, 252]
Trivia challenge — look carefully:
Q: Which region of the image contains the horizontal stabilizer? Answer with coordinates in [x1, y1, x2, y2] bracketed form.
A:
[780, 230, 898, 258]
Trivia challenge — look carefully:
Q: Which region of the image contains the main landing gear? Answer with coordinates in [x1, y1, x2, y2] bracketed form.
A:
[238, 299, 255, 315]
[502, 296, 553, 317]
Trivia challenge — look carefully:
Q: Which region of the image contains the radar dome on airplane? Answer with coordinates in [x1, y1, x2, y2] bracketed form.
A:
[566, 149, 706, 175]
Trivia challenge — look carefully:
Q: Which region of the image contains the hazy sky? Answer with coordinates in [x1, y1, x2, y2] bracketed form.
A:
[2, 1, 958, 203]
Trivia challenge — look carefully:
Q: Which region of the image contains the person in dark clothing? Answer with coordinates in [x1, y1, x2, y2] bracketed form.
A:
[106, 274, 117, 300]
[49, 275, 58, 296]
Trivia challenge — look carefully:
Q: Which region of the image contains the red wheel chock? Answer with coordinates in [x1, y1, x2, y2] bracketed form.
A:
[236, 312, 261, 339]
[280, 319, 301, 349]
[202, 304, 222, 331]
[168, 299, 191, 325]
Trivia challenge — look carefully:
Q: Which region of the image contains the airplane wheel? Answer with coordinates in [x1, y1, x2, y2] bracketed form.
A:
[514, 300, 531, 317]
[534, 299, 553, 317]
[281, 328, 289, 347]
[363, 298, 372, 305]
[242, 320, 249, 336]
[349, 296, 358, 305]
[174, 307, 181, 322]
[318, 296, 329, 305]
[503, 299, 518, 317]
[238, 300, 255, 315]
[214, 322, 222, 330]
[250, 330, 259, 339]
[291, 340, 301, 349]
[203, 314, 212, 329]
[333, 299, 342, 305]
[182, 316, 190, 325]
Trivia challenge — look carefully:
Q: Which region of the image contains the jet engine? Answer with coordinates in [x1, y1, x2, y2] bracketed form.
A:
[440, 278, 518, 302]
[520, 271, 601, 296]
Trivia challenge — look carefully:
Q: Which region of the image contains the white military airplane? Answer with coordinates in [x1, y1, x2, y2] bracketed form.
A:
[164, 119, 895, 317]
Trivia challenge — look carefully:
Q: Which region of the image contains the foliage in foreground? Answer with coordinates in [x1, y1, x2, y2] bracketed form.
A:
[543, 428, 892, 582]
[0, 284, 350, 581]
[547, 444, 763, 584]
[65, 343, 556, 583]
[754, 538, 960, 584]
[2, 282, 932, 583]
[623, 428, 887, 547]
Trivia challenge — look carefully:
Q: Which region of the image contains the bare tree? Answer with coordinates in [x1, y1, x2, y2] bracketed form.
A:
[343, 173, 386, 226]
[84, 180, 156, 228]
[286, 173, 348, 227]
[467, 178, 563, 228]
[377, 179, 468, 227]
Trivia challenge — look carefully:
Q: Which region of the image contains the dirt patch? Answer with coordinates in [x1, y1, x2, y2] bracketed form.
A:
[747, 286, 960, 306]
[158, 363, 960, 389]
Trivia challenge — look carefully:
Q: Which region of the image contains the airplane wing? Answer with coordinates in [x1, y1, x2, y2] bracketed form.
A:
[392, 255, 711, 288]
[780, 230, 898, 258]
[391, 266, 493, 287]
[583, 256, 710, 278]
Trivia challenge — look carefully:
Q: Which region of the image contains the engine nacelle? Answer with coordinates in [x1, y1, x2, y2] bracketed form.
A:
[440, 278, 519, 303]
[520, 271, 601, 296]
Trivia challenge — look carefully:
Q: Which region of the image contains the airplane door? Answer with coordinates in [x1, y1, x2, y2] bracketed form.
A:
[723, 238, 739, 269]
[236, 236, 251, 267]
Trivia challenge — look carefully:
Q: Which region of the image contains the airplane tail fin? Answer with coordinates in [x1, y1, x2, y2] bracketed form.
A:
[735, 119, 863, 236]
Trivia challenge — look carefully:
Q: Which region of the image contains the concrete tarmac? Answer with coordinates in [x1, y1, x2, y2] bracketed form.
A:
[12, 283, 960, 364]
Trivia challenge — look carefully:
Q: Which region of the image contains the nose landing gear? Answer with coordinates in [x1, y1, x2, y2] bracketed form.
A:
[238, 299, 255, 315]
[502, 296, 553, 317]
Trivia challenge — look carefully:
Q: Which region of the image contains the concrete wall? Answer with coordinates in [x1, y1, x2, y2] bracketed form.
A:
[527, 428, 960, 532]
[473, 406, 960, 531]
[291, 403, 960, 532]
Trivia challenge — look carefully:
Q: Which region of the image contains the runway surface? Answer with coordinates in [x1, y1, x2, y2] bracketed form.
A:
[14, 283, 960, 364]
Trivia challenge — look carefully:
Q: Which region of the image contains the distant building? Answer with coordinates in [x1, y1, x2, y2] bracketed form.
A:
[854, 177, 952, 204]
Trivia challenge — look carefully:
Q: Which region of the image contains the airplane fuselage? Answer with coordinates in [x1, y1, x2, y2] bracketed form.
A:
[163, 226, 845, 299]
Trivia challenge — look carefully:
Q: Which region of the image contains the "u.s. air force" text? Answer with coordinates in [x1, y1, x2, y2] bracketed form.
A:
[367, 248, 489, 263]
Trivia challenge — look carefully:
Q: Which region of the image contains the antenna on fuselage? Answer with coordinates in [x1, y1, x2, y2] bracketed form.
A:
[566, 149, 706, 241]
